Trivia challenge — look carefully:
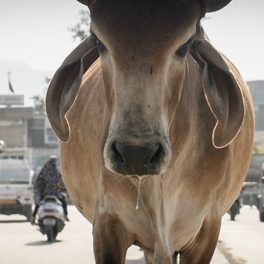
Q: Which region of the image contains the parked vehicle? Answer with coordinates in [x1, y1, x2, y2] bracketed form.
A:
[0, 140, 6, 153]
[37, 195, 66, 242]
[0, 158, 34, 221]
[257, 164, 264, 222]
[241, 182, 258, 208]
[242, 154, 264, 222]
[246, 153, 264, 183]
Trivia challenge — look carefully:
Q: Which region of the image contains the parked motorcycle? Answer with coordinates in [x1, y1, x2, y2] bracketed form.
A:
[37, 195, 65, 241]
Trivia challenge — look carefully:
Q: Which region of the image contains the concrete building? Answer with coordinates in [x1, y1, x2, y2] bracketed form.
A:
[0, 94, 58, 171]
[248, 80, 264, 145]
[0, 95, 33, 149]
[248, 81, 264, 131]
[27, 114, 59, 170]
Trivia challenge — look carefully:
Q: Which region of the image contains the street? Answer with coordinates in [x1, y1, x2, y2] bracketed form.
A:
[218, 206, 264, 263]
[0, 205, 263, 264]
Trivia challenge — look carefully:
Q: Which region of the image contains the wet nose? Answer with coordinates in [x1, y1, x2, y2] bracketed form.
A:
[110, 142, 164, 175]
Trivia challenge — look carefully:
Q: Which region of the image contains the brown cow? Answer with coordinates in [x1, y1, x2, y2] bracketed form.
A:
[46, 0, 254, 263]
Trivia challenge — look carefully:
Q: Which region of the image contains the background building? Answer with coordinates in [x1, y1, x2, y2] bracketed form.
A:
[248, 81, 264, 146]
[0, 94, 58, 172]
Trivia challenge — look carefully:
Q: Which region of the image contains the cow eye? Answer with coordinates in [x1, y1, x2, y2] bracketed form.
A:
[175, 36, 195, 58]
[91, 32, 107, 54]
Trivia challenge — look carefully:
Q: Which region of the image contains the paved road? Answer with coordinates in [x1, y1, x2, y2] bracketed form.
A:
[0, 205, 262, 264]
[218, 206, 264, 264]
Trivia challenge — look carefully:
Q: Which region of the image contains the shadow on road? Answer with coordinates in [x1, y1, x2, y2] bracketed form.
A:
[0, 220, 27, 224]
[25, 240, 63, 247]
[126, 257, 145, 264]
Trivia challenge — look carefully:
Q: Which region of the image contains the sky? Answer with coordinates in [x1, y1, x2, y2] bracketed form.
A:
[0, 0, 263, 102]
[0, 0, 85, 71]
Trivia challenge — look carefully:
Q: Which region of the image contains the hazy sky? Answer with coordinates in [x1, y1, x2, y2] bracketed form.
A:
[0, 0, 263, 81]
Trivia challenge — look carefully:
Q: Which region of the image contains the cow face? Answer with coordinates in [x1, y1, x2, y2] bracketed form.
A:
[87, 0, 201, 176]
[46, 0, 236, 177]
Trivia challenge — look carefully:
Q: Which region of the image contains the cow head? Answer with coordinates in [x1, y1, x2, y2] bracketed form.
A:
[47, 0, 243, 177]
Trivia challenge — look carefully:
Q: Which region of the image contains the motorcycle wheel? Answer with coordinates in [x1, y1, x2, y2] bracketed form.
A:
[260, 211, 264, 222]
[54, 230, 58, 240]
[47, 229, 55, 242]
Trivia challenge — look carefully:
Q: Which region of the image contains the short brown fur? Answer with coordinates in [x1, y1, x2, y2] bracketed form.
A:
[47, 1, 254, 263]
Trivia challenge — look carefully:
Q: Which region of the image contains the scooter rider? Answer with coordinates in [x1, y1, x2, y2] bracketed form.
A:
[31, 156, 69, 224]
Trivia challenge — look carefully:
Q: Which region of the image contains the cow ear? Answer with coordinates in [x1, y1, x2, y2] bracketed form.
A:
[205, 0, 232, 12]
[191, 34, 245, 149]
[76, 0, 94, 6]
[46, 36, 99, 143]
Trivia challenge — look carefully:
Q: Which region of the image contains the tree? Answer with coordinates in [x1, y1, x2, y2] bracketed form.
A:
[31, 94, 45, 115]
[31, 77, 51, 116]
[68, 10, 90, 42]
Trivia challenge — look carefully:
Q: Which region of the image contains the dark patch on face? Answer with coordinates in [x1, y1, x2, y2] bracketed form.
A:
[150, 66, 153, 75]
[90, 0, 201, 56]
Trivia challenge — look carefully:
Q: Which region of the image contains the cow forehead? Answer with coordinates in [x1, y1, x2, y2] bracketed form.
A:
[90, 0, 201, 51]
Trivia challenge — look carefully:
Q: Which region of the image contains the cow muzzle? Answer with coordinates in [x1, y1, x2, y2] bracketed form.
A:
[104, 137, 171, 176]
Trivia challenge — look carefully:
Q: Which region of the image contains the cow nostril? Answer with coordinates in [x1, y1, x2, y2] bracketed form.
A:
[114, 143, 162, 165]
[111, 142, 125, 164]
[109, 141, 165, 175]
[149, 144, 163, 165]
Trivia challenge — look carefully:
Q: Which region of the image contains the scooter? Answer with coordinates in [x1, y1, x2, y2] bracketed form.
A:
[37, 195, 65, 241]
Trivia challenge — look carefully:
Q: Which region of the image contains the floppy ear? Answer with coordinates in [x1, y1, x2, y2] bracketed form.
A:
[76, 0, 94, 6]
[205, 0, 232, 12]
[191, 28, 245, 149]
[46, 36, 99, 143]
